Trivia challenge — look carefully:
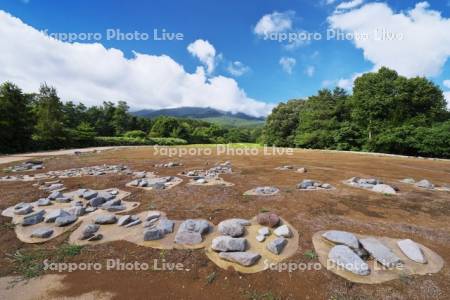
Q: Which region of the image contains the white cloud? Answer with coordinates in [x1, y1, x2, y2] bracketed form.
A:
[0, 11, 272, 117]
[187, 39, 217, 74]
[326, 0, 337, 4]
[226, 61, 250, 77]
[444, 92, 450, 109]
[335, 0, 364, 12]
[328, 2, 450, 77]
[279, 57, 296, 74]
[305, 66, 315, 77]
[443, 79, 450, 89]
[254, 11, 294, 36]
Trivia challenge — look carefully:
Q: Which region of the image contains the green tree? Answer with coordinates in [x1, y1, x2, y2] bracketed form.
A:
[112, 101, 130, 135]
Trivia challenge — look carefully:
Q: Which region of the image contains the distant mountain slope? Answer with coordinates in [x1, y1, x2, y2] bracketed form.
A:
[132, 107, 265, 127]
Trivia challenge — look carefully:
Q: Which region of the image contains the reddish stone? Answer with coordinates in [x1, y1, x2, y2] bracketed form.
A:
[256, 212, 280, 228]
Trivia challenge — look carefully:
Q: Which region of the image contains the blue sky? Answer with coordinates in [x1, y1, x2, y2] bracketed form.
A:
[0, 0, 450, 115]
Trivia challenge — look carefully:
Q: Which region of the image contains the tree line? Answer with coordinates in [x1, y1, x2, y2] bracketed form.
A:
[0, 82, 259, 154]
[262, 67, 450, 158]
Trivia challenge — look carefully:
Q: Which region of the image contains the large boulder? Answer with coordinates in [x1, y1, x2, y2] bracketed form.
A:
[328, 245, 370, 276]
[266, 237, 287, 255]
[256, 213, 280, 228]
[360, 238, 402, 268]
[218, 219, 250, 237]
[322, 230, 359, 249]
[211, 236, 247, 252]
[95, 214, 117, 225]
[22, 210, 46, 226]
[397, 239, 427, 264]
[218, 252, 261, 267]
[31, 228, 54, 238]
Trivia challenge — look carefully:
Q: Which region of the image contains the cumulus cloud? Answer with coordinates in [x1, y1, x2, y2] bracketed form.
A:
[328, 2, 450, 77]
[226, 61, 250, 77]
[335, 0, 364, 12]
[444, 79, 450, 89]
[0, 11, 272, 117]
[445, 92, 450, 109]
[254, 11, 294, 36]
[279, 57, 296, 74]
[187, 39, 217, 74]
[305, 66, 315, 77]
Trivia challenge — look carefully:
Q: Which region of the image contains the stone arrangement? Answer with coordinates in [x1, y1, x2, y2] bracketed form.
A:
[344, 177, 398, 195]
[181, 161, 234, 186]
[313, 230, 444, 284]
[400, 178, 450, 192]
[127, 175, 183, 190]
[244, 186, 280, 196]
[275, 165, 308, 173]
[296, 179, 334, 191]
[154, 162, 183, 168]
[4, 160, 44, 172]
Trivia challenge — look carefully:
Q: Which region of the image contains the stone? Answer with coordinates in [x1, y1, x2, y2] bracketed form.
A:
[258, 227, 270, 236]
[174, 231, 203, 245]
[98, 191, 115, 201]
[143, 219, 159, 228]
[254, 186, 279, 195]
[79, 224, 100, 240]
[95, 214, 117, 224]
[14, 203, 33, 215]
[22, 210, 45, 226]
[103, 205, 126, 212]
[397, 239, 427, 264]
[218, 219, 248, 237]
[102, 199, 122, 208]
[124, 219, 142, 228]
[297, 167, 307, 173]
[211, 236, 247, 252]
[89, 196, 106, 207]
[55, 215, 78, 227]
[266, 237, 287, 255]
[297, 179, 315, 189]
[48, 191, 64, 200]
[85, 207, 97, 213]
[82, 190, 98, 200]
[415, 179, 434, 189]
[118, 215, 132, 226]
[328, 245, 370, 276]
[46, 209, 70, 223]
[196, 178, 207, 184]
[31, 228, 54, 238]
[274, 225, 292, 238]
[87, 234, 103, 241]
[158, 219, 175, 234]
[55, 196, 72, 203]
[76, 189, 88, 197]
[144, 228, 164, 241]
[47, 183, 64, 191]
[67, 206, 85, 217]
[322, 230, 359, 249]
[360, 238, 403, 268]
[256, 235, 266, 242]
[372, 184, 397, 195]
[401, 178, 415, 184]
[178, 219, 210, 234]
[146, 211, 161, 221]
[218, 252, 261, 267]
[37, 198, 52, 206]
[321, 183, 333, 189]
[256, 213, 280, 228]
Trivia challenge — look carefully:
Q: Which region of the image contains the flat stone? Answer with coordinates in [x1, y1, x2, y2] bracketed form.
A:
[76, 189, 88, 197]
[55, 196, 72, 203]
[297, 167, 307, 173]
[47, 183, 64, 191]
[98, 191, 115, 201]
[397, 239, 427, 264]
[211, 236, 247, 252]
[14, 203, 33, 215]
[258, 227, 270, 236]
[254, 186, 279, 195]
[124, 219, 142, 228]
[174, 231, 203, 245]
[48, 191, 64, 200]
[256, 235, 266, 242]
[55, 215, 78, 227]
[22, 210, 45, 226]
[218, 219, 247, 237]
[82, 190, 98, 200]
[266, 237, 287, 255]
[256, 213, 280, 228]
[103, 205, 126, 212]
[89, 196, 106, 207]
[143, 219, 159, 228]
[274, 225, 292, 238]
[46, 209, 70, 223]
[118, 215, 132, 226]
[328, 245, 370, 276]
[401, 178, 415, 184]
[178, 219, 210, 234]
[322, 230, 359, 249]
[87, 234, 103, 241]
[144, 228, 164, 241]
[415, 179, 434, 189]
[31, 227, 54, 238]
[360, 238, 403, 268]
[297, 179, 315, 189]
[102, 199, 122, 208]
[95, 214, 117, 224]
[372, 184, 397, 195]
[79, 224, 100, 240]
[37, 198, 52, 206]
[158, 219, 175, 234]
[218, 252, 261, 267]
[146, 211, 161, 221]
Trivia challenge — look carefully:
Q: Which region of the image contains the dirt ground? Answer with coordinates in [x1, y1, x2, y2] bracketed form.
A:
[0, 146, 449, 300]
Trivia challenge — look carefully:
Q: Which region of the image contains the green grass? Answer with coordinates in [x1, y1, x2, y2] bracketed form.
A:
[206, 271, 217, 284]
[304, 250, 318, 260]
[0, 222, 16, 230]
[244, 290, 280, 300]
[55, 244, 83, 261]
[199, 116, 264, 128]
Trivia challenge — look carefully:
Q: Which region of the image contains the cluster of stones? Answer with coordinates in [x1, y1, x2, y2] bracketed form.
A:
[401, 178, 450, 191]
[142, 211, 176, 241]
[212, 218, 261, 267]
[12, 188, 122, 239]
[256, 212, 292, 256]
[297, 179, 334, 190]
[37, 181, 65, 192]
[174, 219, 210, 245]
[345, 177, 398, 195]
[245, 186, 280, 196]
[1, 164, 131, 182]
[323, 230, 427, 276]
[128, 176, 180, 190]
[154, 162, 182, 168]
[4, 160, 44, 172]
[275, 165, 307, 173]
[181, 161, 232, 185]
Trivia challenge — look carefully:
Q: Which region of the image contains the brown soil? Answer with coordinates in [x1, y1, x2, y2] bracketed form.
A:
[0, 146, 449, 300]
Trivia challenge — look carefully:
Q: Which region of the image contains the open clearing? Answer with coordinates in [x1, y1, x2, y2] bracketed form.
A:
[0, 146, 449, 299]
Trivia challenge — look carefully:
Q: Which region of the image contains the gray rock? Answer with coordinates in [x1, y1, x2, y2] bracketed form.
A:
[174, 231, 203, 245]
[98, 191, 115, 201]
[37, 198, 52, 206]
[158, 219, 175, 234]
[322, 230, 359, 249]
[48, 191, 64, 200]
[67, 206, 85, 217]
[95, 214, 117, 224]
[400, 178, 415, 184]
[124, 219, 142, 228]
[397, 239, 427, 264]
[31, 227, 54, 238]
[360, 238, 402, 268]
[321, 183, 333, 189]
[415, 179, 434, 189]
[146, 211, 161, 221]
[218, 219, 248, 237]
[297, 179, 315, 189]
[89, 196, 106, 207]
[328, 245, 370, 276]
[55, 215, 78, 227]
[82, 190, 98, 200]
[256, 235, 266, 242]
[218, 252, 261, 267]
[211, 236, 247, 252]
[79, 224, 100, 240]
[103, 205, 126, 212]
[118, 215, 132, 226]
[87, 234, 103, 241]
[85, 207, 97, 213]
[144, 228, 164, 241]
[47, 183, 64, 191]
[76, 189, 88, 197]
[46, 209, 70, 223]
[266, 237, 288, 255]
[372, 184, 397, 195]
[258, 227, 270, 236]
[178, 219, 210, 234]
[55, 196, 72, 203]
[273, 225, 292, 238]
[22, 210, 45, 226]
[143, 218, 159, 228]
[254, 186, 279, 195]
[102, 199, 122, 208]
[14, 203, 33, 215]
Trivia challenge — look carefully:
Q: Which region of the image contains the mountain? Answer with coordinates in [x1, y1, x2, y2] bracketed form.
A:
[132, 107, 265, 127]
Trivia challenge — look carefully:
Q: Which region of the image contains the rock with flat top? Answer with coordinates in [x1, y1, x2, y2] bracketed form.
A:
[144, 228, 164, 241]
[146, 211, 161, 221]
[415, 179, 434, 189]
[46, 209, 70, 223]
[14, 203, 33, 215]
[360, 238, 402, 268]
[95, 214, 117, 225]
[211, 236, 247, 252]
[158, 219, 175, 234]
[37, 198, 51, 206]
[328, 245, 370, 276]
[372, 184, 397, 195]
[218, 219, 249, 237]
[31, 228, 54, 238]
[219, 252, 261, 266]
[274, 225, 292, 238]
[118, 215, 132, 226]
[258, 227, 270, 236]
[256, 213, 280, 228]
[22, 210, 45, 226]
[55, 215, 78, 227]
[79, 224, 100, 240]
[397, 239, 427, 264]
[322, 230, 359, 249]
[266, 237, 287, 255]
